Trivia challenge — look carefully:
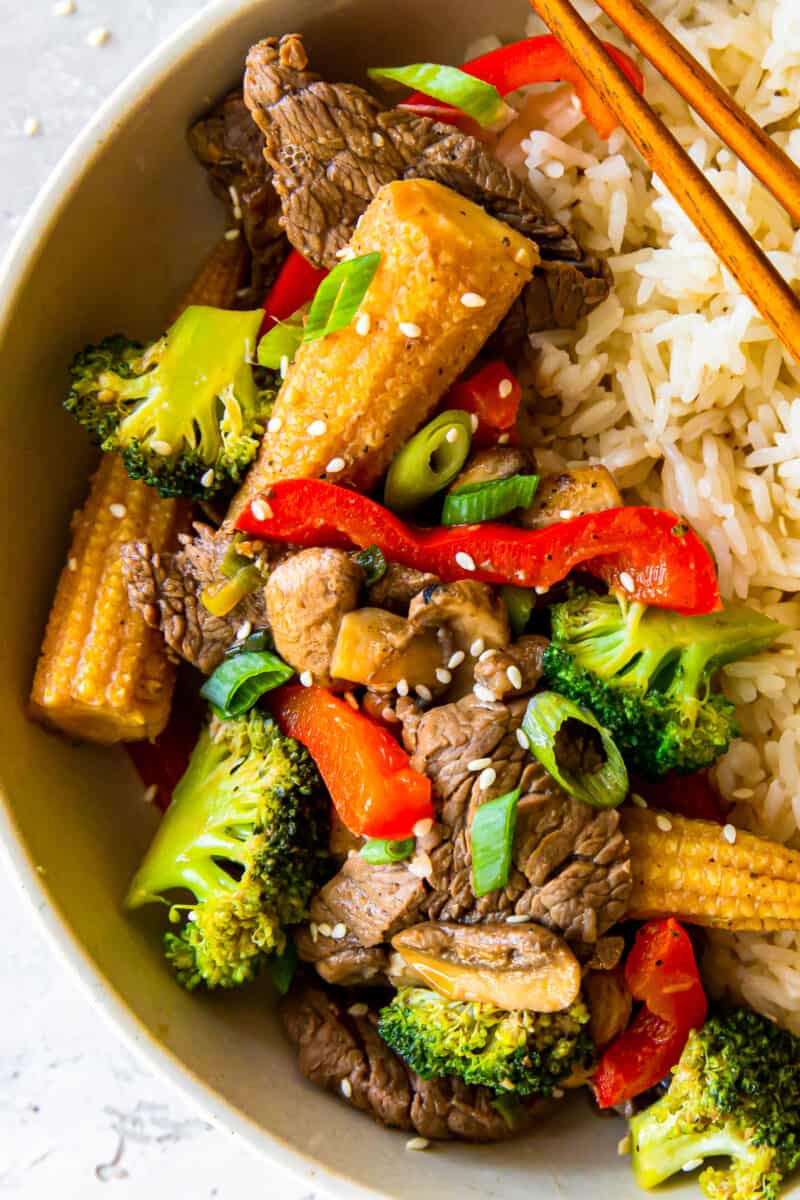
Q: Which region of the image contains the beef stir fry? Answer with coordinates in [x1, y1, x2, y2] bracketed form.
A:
[28, 26, 800, 1200]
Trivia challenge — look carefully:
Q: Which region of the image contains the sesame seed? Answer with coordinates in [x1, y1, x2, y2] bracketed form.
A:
[53, 0, 76, 12]
[109, 503, 126, 519]
[631, 793, 648, 809]
[299, 671, 313, 687]
[408, 851, 432, 878]
[150, 439, 173, 456]
[200, 468, 215, 489]
[235, 287, 250, 299]
[317, 923, 332, 938]
[414, 818, 433, 837]
[236, 620, 252, 641]
[335, 247, 351, 259]
[331, 922, 347, 940]
[228, 185, 242, 220]
[507, 665, 523, 690]
[516, 728, 530, 750]
[559, 509, 574, 521]
[470, 638, 485, 657]
[552, 1088, 565, 1100]
[326, 456, 346, 474]
[143, 784, 158, 805]
[498, 378, 513, 399]
[460, 292, 487, 308]
[382, 706, 399, 724]
[445, 427, 459, 444]
[348, 1003, 369, 1017]
[396, 678, 409, 697]
[279, 355, 289, 379]
[655, 814, 673, 832]
[619, 571, 635, 593]
[307, 419, 327, 437]
[448, 650, 465, 669]
[681, 1159, 703, 1174]
[355, 312, 371, 336]
[309, 922, 318, 943]
[267, 416, 282, 434]
[479, 648, 498, 662]
[87, 26, 110, 46]
[435, 667, 452, 685]
[415, 684, 433, 702]
[723, 823, 737, 844]
[474, 684, 496, 703]
[479, 767, 497, 790]
[23, 117, 40, 137]
[469, 413, 479, 433]
[398, 322, 421, 338]
[67, 557, 78, 572]
[732, 786, 754, 799]
[506, 913, 529, 924]
[455, 551, 476, 572]
[224, 228, 241, 241]
[497, 433, 510, 444]
[372, 132, 385, 147]
[251, 499, 270, 521]
[343, 691, 359, 711]
[468, 757, 492, 772]
[535, 585, 548, 595]
[340, 1079, 353, 1099]
[406, 1138, 430, 1152]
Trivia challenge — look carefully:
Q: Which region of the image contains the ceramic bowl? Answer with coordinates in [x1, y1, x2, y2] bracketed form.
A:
[0, 1, 657, 1196]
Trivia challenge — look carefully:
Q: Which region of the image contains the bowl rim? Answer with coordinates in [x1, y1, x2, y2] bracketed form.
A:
[0, 3, 379, 1194]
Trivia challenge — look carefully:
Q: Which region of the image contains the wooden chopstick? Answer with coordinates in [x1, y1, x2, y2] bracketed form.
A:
[592, 0, 800, 225]
[527, 0, 800, 367]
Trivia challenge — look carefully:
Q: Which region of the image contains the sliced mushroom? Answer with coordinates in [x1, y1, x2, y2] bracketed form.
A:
[448, 446, 531, 493]
[408, 581, 510, 698]
[391, 920, 581, 1013]
[584, 966, 633, 1049]
[519, 465, 621, 529]
[330, 607, 446, 692]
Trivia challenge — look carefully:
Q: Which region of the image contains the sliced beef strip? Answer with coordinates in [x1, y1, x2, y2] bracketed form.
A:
[294, 925, 390, 987]
[189, 91, 288, 306]
[122, 523, 271, 675]
[243, 34, 610, 332]
[316, 855, 427, 948]
[282, 981, 550, 1140]
[472, 635, 548, 701]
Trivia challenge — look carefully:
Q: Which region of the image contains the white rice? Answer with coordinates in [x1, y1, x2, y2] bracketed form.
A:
[479, 0, 800, 1027]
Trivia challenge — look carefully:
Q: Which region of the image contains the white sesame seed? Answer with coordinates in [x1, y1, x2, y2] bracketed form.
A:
[326, 456, 346, 474]
[470, 638, 485, 657]
[343, 690, 359, 711]
[415, 684, 433, 702]
[506, 913, 529, 924]
[655, 814, 673, 832]
[559, 509, 574, 521]
[143, 784, 158, 805]
[535, 585, 548, 595]
[497, 433, 510, 444]
[473, 684, 496, 703]
[67, 557, 78, 572]
[516, 728, 530, 750]
[23, 117, 40, 137]
[348, 1003, 369, 1017]
[318, 923, 332, 938]
[279, 355, 289, 379]
[681, 1159, 703, 1174]
[722, 824, 737, 844]
[309, 922, 318, 943]
[340, 1078, 353, 1099]
[448, 650, 466, 670]
[552, 1088, 565, 1099]
[267, 416, 282, 434]
[445, 426, 459, 444]
[396, 678, 409, 697]
[479, 648, 498, 662]
[408, 851, 432, 878]
[335, 247, 351, 259]
[732, 787, 754, 799]
[507, 665, 523, 690]
[87, 26, 110, 46]
[455, 551, 476, 572]
[251, 499, 270, 522]
[382, 706, 399, 724]
[631, 793, 648, 809]
[498, 378, 513, 400]
[619, 571, 636, 593]
[479, 767, 497, 790]
[228, 184, 242, 219]
[307, 419, 327, 437]
[109, 503, 126, 519]
[150, 439, 173, 456]
[224, 228, 241, 241]
[299, 670, 313, 687]
[236, 620, 252, 641]
[200, 468, 215, 489]
[53, 0, 76, 13]
[469, 413, 479, 433]
[372, 132, 385, 147]
[460, 292, 487, 308]
[406, 1138, 430, 1152]
[398, 322, 421, 339]
[236, 287, 250, 299]
[435, 667, 452, 685]
[468, 757, 492, 772]
[331, 922, 348, 940]
[413, 818, 433, 837]
[355, 312, 371, 336]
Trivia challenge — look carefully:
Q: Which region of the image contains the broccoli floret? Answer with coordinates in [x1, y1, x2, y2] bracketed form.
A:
[378, 987, 592, 1097]
[542, 592, 783, 777]
[125, 709, 328, 989]
[65, 305, 278, 499]
[630, 1008, 800, 1200]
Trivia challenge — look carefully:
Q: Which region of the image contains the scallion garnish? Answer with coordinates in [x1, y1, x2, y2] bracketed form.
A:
[200, 650, 294, 717]
[471, 787, 520, 897]
[360, 837, 416, 865]
[502, 585, 535, 637]
[258, 316, 304, 370]
[267, 940, 298, 996]
[441, 473, 539, 526]
[356, 544, 388, 586]
[521, 692, 628, 810]
[368, 63, 513, 130]
[303, 252, 381, 343]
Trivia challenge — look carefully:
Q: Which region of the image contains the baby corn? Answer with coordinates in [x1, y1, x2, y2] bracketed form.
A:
[30, 235, 247, 743]
[624, 808, 800, 931]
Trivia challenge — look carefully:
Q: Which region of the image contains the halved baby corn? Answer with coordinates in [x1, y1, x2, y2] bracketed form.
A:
[623, 807, 800, 931]
[29, 235, 247, 743]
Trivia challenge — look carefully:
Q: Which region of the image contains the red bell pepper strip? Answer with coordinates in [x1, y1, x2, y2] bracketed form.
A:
[125, 687, 205, 814]
[270, 684, 433, 838]
[594, 918, 707, 1108]
[444, 361, 521, 448]
[237, 480, 721, 615]
[633, 769, 728, 825]
[261, 251, 328, 333]
[402, 36, 645, 141]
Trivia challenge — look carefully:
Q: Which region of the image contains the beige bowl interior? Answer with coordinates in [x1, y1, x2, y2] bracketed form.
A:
[0, 0, 686, 1196]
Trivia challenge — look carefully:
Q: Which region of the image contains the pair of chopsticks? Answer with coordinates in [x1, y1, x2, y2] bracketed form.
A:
[528, 0, 800, 365]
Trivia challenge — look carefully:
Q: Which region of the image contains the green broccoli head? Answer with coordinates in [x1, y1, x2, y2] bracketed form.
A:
[542, 592, 783, 777]
[630, 1008, 800, 1200]
[378, 987, 592, 1097]
[125, 708, 329, 990]
[65, 306, 278, 499]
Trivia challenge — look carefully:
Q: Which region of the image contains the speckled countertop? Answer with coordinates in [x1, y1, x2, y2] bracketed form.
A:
[0, 4, 316, 1196]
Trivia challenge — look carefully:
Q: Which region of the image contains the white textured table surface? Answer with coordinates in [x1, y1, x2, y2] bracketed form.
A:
[0, 5, 316, 1197]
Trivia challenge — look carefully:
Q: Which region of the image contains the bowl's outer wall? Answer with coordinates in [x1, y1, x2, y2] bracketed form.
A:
[0, 0, 663, 1195]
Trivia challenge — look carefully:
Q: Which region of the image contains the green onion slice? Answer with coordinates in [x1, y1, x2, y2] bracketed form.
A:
[258, 316, 304, 370]
[199, 565, 263, 617]
[356, 544, 388, 586]
[502, 585, 535, 637]
[368, 63, 513, 130]
[267, 940, 298, 996]
[360, 837, 416, 865]
[471, 787, 520, 897]
[384, 409, 472, 516]
[223, 629, 273, 659]
[521, 692, 628, 810]
[442, 473, 539, 526]
[200, 650, 294, 717]
[303, 252, 381, 343]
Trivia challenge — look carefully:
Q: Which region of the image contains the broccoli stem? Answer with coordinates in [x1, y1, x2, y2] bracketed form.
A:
[632, 1105, 750, 1188]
